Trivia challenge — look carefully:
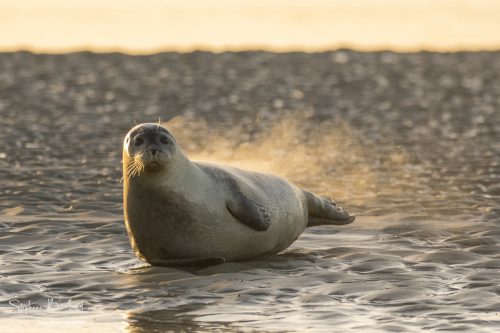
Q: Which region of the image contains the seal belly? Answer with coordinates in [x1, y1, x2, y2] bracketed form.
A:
[201, 174, 309, 261]
[125, 176, 308, 262]
[124, 183, 220, 261]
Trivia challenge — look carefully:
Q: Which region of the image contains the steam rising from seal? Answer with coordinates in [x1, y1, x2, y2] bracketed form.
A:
[165, 112, 411, 209]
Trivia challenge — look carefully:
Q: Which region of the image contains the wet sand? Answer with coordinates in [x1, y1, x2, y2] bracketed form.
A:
[0, 51, 499, 332]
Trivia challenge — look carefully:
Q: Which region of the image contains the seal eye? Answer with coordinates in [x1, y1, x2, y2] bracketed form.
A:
[159, 135, 169, 145]
[134, 137, 144, 146]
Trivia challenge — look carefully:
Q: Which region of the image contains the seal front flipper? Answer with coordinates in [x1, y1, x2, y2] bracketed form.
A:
[226, 194, 271, 231]
[304, 190, 355, 227]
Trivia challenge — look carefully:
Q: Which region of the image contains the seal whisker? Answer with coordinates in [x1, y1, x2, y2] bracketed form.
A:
[133, 163, 143, 178]
[124, 160, 144, 181]
[123, 164, 133, 181]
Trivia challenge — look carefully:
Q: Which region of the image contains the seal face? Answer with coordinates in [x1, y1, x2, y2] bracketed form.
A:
[123, 124, 176, 177]
[122, 123, 355, 267]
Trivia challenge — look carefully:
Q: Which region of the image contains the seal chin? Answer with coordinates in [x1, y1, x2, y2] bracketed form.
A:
[144, 161, 166, 173]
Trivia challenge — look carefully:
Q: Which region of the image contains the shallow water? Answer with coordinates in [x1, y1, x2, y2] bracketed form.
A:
[0, 51, 499, 332]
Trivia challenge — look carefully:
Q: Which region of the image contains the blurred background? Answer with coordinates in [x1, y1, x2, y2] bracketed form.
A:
[1, 0, 500, 53]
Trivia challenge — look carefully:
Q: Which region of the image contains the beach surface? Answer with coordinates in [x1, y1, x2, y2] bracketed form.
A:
[0, 50, 499, 332]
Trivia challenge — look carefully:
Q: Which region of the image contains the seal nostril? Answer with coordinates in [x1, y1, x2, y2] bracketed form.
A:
[151, 149, 158, 156]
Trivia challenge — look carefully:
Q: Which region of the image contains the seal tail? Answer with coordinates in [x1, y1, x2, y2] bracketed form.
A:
[303, 190, 355, 227]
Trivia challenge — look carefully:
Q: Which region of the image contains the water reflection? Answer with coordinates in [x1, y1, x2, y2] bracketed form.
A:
[127, 306, 236, 333]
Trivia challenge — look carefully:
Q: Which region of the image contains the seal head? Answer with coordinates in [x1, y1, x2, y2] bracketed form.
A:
[123, 123, 177, 178]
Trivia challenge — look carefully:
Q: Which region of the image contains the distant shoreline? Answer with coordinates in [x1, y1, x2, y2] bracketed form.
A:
[2, 47, 500, 56]
[2, 1, 500, 54]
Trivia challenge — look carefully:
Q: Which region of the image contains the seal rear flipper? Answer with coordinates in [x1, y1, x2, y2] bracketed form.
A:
[149, 256, 226, 267]
[226, 195, 271, 231]
[308, 215, 355, 227]
[303, 190, 355, 227]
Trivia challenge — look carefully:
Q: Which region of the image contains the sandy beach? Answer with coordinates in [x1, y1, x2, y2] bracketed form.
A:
[0, 50, 499, 332]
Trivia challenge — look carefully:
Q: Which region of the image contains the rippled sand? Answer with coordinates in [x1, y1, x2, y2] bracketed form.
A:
[0, 51, 499, 332]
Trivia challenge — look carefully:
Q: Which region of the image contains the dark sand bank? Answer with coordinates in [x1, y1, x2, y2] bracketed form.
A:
[0, 51, 499, 332]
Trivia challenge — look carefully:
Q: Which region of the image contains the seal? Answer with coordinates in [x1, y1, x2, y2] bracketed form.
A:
[123, 123, 355, 266]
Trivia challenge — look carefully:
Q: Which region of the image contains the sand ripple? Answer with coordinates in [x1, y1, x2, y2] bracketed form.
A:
[1, 51, 499, 332]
